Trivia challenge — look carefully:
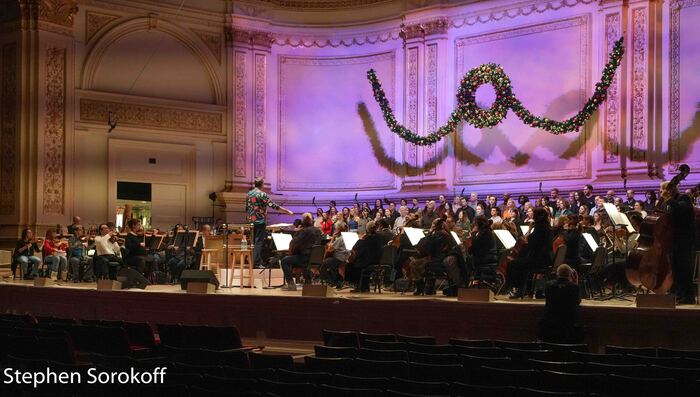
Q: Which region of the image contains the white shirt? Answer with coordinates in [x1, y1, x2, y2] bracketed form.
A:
[94, 235, 117, 256]
[393, 216, 407, 233]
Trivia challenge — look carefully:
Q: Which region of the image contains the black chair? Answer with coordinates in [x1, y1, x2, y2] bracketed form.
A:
[504, 348, 561, 362]
[449, 338, 493, 348]
[624, 354, 700, 368]
[569, 352, 628, 365]
[36, 316, 77, 325]
[318, 384, 383, 397]
[538, 370, 607, 394]
[657, 348, 700, 359]
[259, 379, 317, 397]
[358, 332, 396, 345]
[408, 362, 465, 382]
[353, 358, 409, 378]
[460, 355, 516, 379]
[314, 345, 358, 359]
[451, 382, 517, 397]
[384, 391, 448, 397]
[526, 359, 588, 373]
[389, 377, 451, 395]
[406, 343, 453, 354]
[276, 368, 332, 385]
[249, 352, 294, 370]
[332, 374, 389, 390]
[606, 374, 679, 397]
[493, 340, 541, 350]
[226, 367, 277, 380]
[518, 388, 585, 397]
[585, 362, 646, 376]
[605, 345, 657, 357]
[397, 334, 436, 345]
[357, 348, 407, 362]
[172, 363, 228, 377]
[539, 342, 588, 353]
[322, 330, 358, 348]
[408, 351, 460, 365]
[303, 356, 353, 374]
[475, 366, 538, 388]
[162, 346, 249, 367]
[363, 340, 407, 351]
[306, 245, 326, 283]
[359, 245, 396, 293]
[452, 345, 506, 357]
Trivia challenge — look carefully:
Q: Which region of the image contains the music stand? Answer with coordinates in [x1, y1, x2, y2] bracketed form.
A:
[266, 233, 292, 289]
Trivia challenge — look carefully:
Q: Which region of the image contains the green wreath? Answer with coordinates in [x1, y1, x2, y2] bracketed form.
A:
[367, 37, 624, 146]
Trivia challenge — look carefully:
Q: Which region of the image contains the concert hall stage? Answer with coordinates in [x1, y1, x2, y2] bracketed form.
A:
[1, 280, 698, 352]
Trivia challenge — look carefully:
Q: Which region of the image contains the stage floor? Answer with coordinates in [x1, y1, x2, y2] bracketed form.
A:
[1, 278, 698, 352]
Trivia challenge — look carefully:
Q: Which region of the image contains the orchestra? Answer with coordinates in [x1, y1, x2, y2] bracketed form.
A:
[6, 174, 699, 305]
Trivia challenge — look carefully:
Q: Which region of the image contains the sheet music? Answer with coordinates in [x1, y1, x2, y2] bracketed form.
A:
[271, 233, 292, 251]
[450, 231, 462, 245]
[494, 229, 517, 250]
[403, 227, 426, 246]
[618, 213, 637, 234]
[582, 233, 599, 252]
[341, 232, 360, 250]
[520, 225, 530, 235]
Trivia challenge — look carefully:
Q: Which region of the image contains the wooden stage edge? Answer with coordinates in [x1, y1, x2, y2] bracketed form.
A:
[1, 281, 698, 352]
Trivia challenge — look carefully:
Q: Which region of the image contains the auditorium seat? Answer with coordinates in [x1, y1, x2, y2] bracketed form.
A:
[84, 320, 157, 350]
[475, 366, 538, 388]
[226, 367, 277, 380]
[313, 345, 357, 359]
[303, 356, 353, 374]
[157, 324, 243, 350]
[449, 338, 493, 347]
[407, 362, 465, 382]
[200, 375, 259, 393]
[526, 359, 588, 373]
[172, 363, 229, 377]
[362, 340, 407, 351]
[358, 332, 397, 345]
[585, 362, 647, 376]
[451, 345, 506, 357]
[161, 346, 249, 367]
[389, 377, 451, 395]
[276, 368, 332, 385]
[451, 382, 517, 397]
[460, 355, 516, 380]
[353, 358, 409, 378]
[249, 351, 294, 370]
[357, 348, 407, 362]
[493, 340, 541, 350]
[503, 348, 562, 362]
[67, 325, 137, 356]
[538, 370, 607, 394]
[318, 384, 383, 397]
[606, 374, 679, 397]
[408, 351, 460, 365]
[164, 372, 204, 387]
[89, 353, 137, 368]
[322, 329, 358, 348]
[568, 351, 629, 365]
[657, 348, 700, 359]
[36, 316, 77, 325]
[396, 334, 436, 345]
[331, 373, 390, 390]
[605, 345, 657, 357]
[518, 388, 585, 397]
[259, 379, 317, 396]
[539, 342, 589, 353]
[406, 343, 453, 354]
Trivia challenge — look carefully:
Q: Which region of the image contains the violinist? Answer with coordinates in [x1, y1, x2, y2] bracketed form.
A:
[409, 218, 465, 296]
[560, 216, 582, 269]
[346, 220, 382, 293]
[658, 180, 696, 304]
[280, 213, 322, 290]
[13, 228, 41, 279]
[320, 222, 351, 288]
[43, 230, 68, 281]
[577, 215, 598, 263]
[94, 224, 124, 279]
[67, 225, 94, 282]
[67, 216, 82, 236]
[124, 219, 148, 275]
[468, 216, 498, 273]
[507, 207, 553, 299]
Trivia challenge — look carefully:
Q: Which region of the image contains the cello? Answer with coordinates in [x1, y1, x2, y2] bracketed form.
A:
[626, 164, 690, 294]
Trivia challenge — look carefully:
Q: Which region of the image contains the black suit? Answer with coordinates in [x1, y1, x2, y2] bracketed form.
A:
[664, 195, 697, 302]
[538, 278, 582, 343]
[507, 222, 553, 291]
[346, 234, 383, 288]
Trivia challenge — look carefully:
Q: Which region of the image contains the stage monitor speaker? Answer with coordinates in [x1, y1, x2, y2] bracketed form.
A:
[187, 282, 216, 294]
[636, 293, 676, 308]
[458, 288, 494, 302]
[302, 284, 334, 297]
[33, 277, 53, 287]
[180, 270, 220, 290]
[97, 279, 122, 291]
[117, 268, 151, 289]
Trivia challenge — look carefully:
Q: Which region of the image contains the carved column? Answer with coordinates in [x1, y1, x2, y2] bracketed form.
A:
[400, 18, 449, 191]
[221, 27, 273, 222]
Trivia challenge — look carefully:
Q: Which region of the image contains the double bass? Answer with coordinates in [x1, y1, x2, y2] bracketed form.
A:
[626, 164, 690, 294]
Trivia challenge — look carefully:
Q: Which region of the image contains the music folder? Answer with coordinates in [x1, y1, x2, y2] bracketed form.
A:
[519, 225, 530, 236]
[341, 232, 360, 250]
[403, 227, 426, 247]
[271, 233, 293, 251]
[450, 231, 462, 245]
[603, 203, 636, 234]
[493, 229, 517, 250]
[582, 233, 599, 252]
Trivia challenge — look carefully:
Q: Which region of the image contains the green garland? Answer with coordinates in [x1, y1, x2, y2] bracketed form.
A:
[367, 37, 625, 146]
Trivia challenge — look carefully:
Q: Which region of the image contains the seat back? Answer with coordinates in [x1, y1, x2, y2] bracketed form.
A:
[553, 244, 567, 268]
[308, 245, 326, 266]
[323, 329, 359, 348]
[379, 245, 397, 266]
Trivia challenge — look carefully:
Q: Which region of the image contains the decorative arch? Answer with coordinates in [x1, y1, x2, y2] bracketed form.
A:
[81, 17, 224, 105]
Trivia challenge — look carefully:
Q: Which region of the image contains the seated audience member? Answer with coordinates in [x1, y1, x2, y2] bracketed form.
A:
[281, 213, 322, 290]
[43, 230, 68, 280]
[13, 228, 41, 279]
[538, 264, 583, 343]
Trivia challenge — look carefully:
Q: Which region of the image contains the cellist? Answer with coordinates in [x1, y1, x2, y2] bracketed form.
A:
[658, 180, 696, 305]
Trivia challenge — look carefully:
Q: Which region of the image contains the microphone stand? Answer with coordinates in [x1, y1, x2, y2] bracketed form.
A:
[182, 225, 190, 271]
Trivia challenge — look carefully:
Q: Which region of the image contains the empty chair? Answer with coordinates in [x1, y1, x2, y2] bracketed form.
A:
[452, 345, 506, 357]
[157, 324, 242, 350]
[539, 342, 588, 353]
[67, 325, 134, 356]
[451, 382, 517, 397]
[35, 335, 77, 364]
[569, 351, 629, 365]
[36, 316, 76, 325]
[90, 353, 137, 368]
[249, 352, 294, 370]
[314, 345, 358, 359]
[460, 355, 516, 379]
[226, 367, 277, 380]
[259, 379, 317, 397]
[606, 374, 679, 397]
[406, 343, 453, 354]
[318, 384, 383, 397]
[277, 368, 332, 385]
[303, 356, 353, 374]
[519, 388, 585, 397]
[384, 391, 448, 397]
[625, 354, 700, 368]
[475, 366, 538, 388]
[504, 348, 561, 362]
[353, 358, 409, 378]
[358, 332, 396, 345]
[538, 370, 607, 394]
[200, 375, 259, 393]
[493, 340, 541, 350]
[585, 362, 646, 376]
[162, 346, 249, 367]
[408, 362, 465, 382]
[332, 374, 389, 390]
[357, 348, 407, 361]
[408, 351, 460, 365]
[362, 340, 407, 351]
[449, 338, 493, 347]
[606, 345, 657, 357]
[172, 363, 228, 377]
[526, 359, 588, 373]
[389, 377, 451, 395]
[123, 322, 157, 350]
[323, 330, 359, 348]
[397, 335, 436, 345]
[657, 348, 700, 359]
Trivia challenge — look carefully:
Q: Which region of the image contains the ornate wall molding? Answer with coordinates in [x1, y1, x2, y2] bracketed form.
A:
[406, 46, 419, 170]
[226, 28, 273, 48]
[277, 52, 396, 191]
[449, 0, 596, 28]
[43, 47, 66, 215]
[669, 0, 700, 171]
[193, 29, 222, 63]
[234, 51, 247, 177]
[38, 0, 78, 27]
[424, 43, 438, 176]
[454, 16, 590, 184]
[255, 0, 391, 8]
[254, 53, 267, 178]
[401, 17, 449, 41]
[79, 98, 223, 134]
[630, 7, 648, 162]
[85, 11, 119, 42]
[603, 12, 621, 163]
[0, 44, 17, 215]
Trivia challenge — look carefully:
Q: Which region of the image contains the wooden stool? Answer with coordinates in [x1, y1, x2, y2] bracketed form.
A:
[229, 248, 254, 288]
